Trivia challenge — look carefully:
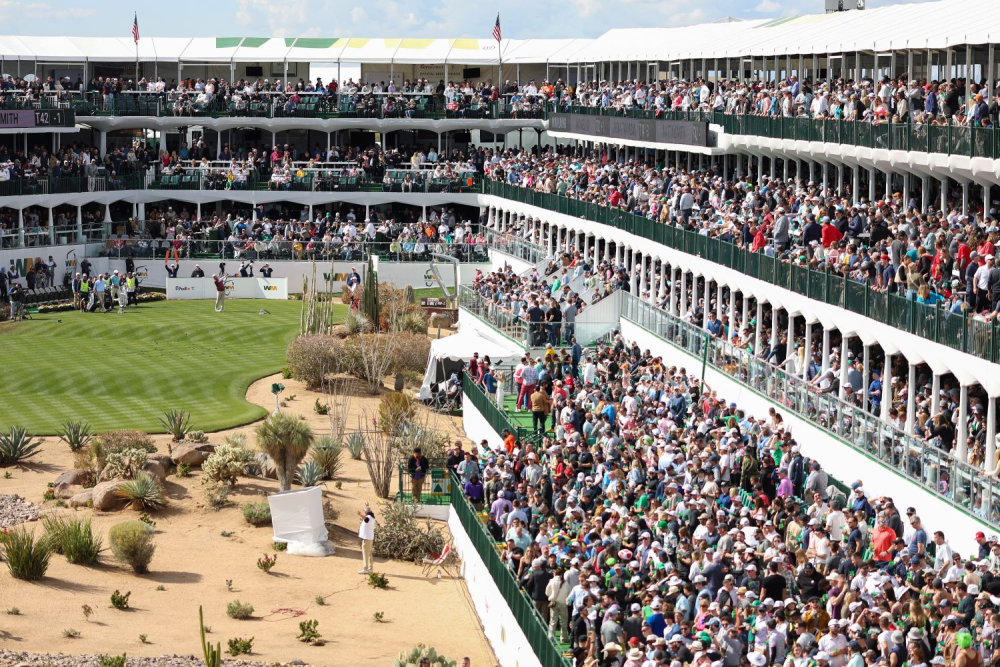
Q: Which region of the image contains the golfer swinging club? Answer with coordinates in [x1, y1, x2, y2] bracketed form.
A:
[212, 273, 226, 312]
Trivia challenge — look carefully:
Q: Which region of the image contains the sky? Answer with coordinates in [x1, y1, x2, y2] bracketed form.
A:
[0, 0, 936, 39]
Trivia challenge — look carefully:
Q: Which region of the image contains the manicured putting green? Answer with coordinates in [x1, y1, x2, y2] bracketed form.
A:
[0, 299, 344, 435]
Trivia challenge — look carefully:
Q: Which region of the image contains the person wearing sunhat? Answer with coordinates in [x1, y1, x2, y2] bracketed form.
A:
[600, 642, 624, 667]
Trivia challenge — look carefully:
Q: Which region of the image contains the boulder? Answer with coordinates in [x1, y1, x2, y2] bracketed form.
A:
[91, 481, 128, 511]
[54, 483, 82, 500]
[170, 442, 216, 466]
[69, 489, 93, 508]
[54, 469, 93, 487]
[141, 460, 168, 482]
[147, 454, 174, 471]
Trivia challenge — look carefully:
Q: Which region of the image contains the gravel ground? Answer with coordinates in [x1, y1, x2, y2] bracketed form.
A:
[0, 652, 308, 666]
[0, 494, 40, 529]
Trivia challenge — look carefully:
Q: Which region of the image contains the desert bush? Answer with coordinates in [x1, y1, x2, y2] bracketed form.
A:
[227, 636, 255, 656]
[342, 311, 373, 336]
[98, 430, 156, 455]
[297, 619, 322, 642]
[397, 423, 450, 460]
[313, 398, 329, 415]
[226, 600, 254, 620]
[0, 425, 43, 466]
[108, 520, 156, 574]
[187, 430, 209, 443]
[296, 460, 323, 487]
[372, 500, 446, 563]
[341, 334, 398, 394]
[58, 421, 94, 452]
[202, 443, 252, 486]
[110, 589, 130, 610]
[311, 436, 343, 480]
[393, 311, 428, 334]
[160, 409, 192, 441]
[285, 334, 343, 389]
[241, 502, 271, 527]
[204, 481, 233, 511]
[98, 654, 126, 667]
[116, 474, 167, 511]
[102, 447, 149, 481]
[42, 515, 102, 565]
[0, 526, 51, 580]
[391, 332, 432, 374]
[378, 392, 417, 436]
[367, 572, 389, 589]
[345, 432, 365, 460]
[402, 370, 424, 388]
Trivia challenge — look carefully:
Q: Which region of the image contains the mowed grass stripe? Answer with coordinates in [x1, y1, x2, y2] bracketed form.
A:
[0, 300, 343, 434]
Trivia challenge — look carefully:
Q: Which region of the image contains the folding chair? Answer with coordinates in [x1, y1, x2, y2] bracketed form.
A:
[421, 543, 453, 578]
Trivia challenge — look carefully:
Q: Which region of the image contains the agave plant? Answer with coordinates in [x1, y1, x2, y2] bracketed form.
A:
[311, 436, 343, 481]
[159, 409, 192, 442]
[116, 474, 167, 511]
[0, 425, 43, 466]
[57, 421, 93, 453]
[345, 432, 365, 460]
[296, 460, 323, 487]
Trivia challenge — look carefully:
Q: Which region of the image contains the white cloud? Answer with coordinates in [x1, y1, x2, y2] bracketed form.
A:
[754, 0, 781, 11]
[350, 6, 366, 22]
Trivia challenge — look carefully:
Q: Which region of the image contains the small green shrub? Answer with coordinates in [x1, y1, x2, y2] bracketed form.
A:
[342, 311, 372, 335]
[58, 421, 94, 452]
[345, 432, 365, 460]
[227, 636, 254, 656]
[116, 474, 167, 511]
[176, 462, 191, 477]
[42, 515, 102, 565]
[98, 654, 126, 667]
[0, 526, 51, 580]
[0, 425, 43, 466]
[257, 553, 277, 573]
[108, 521, 156, 574]
[187, 430, 208, 443]
[110, 589, 131, 610]
[138, 513, 156, 529]
[311, 437, 343, 480]
[273, 541, 288, 551]
[315, 595, 326, 606]
[159, 409, 192, 441]
[204, 481, 233, 511]
[63, 628, 81, 638]
[139, 633, 149, 644]
[241, 502, 271, 527]
[373, 611, 385, 622]
[281, 366, 293, 379]
[393, 311, 428, 334]
[226, 600, 254, 620]
[296, 619, 321, 642]
[202, 443, 252, 486]
[367, 572, 389, 589]
[6, 607, 20, 615]
[313, 398, 329, 415]
[378, 392, 416, 435]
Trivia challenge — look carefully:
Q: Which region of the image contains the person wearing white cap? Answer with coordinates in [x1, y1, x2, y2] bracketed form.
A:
[818, 617, 849, 667]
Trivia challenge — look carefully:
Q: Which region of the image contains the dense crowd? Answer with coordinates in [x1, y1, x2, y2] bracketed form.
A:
[449, 333, 1000, 667]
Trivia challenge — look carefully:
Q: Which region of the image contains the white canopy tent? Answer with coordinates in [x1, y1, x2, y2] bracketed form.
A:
[419, 329, 523, 401]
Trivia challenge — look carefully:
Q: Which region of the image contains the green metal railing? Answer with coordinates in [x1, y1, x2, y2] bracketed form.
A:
[483, 179, 1000, 365]
[485, 228, 548, 268]
[395, 457, 450, 506]
[621, 291, 1000, 529]
[449, 470, 572, 667]
[562, 106, 999, 159]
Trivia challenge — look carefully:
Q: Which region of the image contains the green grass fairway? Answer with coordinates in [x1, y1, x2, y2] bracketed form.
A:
[0, 299, 344, 435]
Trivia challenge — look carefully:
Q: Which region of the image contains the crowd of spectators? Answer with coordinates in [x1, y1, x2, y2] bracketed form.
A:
[454, 326, 1000, 667]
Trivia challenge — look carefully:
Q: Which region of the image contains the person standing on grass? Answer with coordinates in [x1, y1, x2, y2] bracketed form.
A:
[357, 503, 376, 575]
[213, 273, 225, 312]
[94, 273, 108, 312]
[407, 446, 430, 502]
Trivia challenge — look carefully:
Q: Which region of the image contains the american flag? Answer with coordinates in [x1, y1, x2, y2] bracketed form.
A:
[132, 13, 140, 44]
[492, 14, 501, 43]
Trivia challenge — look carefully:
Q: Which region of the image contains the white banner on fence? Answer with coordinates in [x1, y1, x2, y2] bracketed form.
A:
[166, 277, 288, 300]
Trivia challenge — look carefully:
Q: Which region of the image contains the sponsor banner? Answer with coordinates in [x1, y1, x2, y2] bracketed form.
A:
[0, 244, 85, 287]
[102, 259, 485, 293]
[166, 277, 288, 300]
[548, 113, 710, 147]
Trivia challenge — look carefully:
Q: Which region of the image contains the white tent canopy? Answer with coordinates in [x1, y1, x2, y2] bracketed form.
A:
[419, 329, 522, 401]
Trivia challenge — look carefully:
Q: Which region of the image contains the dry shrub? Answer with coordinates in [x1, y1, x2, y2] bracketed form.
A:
[391, 332, 431, 374]
[378, 393, 416, 436]
[286, 335, 344, 389]
[342, 334, 399, 394]
[372, 500, 445, 563]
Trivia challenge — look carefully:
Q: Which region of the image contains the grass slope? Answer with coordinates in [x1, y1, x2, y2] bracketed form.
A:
[0, 299, 344, 434]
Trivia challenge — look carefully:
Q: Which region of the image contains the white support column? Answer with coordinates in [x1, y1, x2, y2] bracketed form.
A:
[853, 165, 860, 201]
[770, 306, 779, 350]
[905, 362, 916, 436]
[838, 335, 851, 400]
[922, 176, 930, 212]
[957, 384, 969, 461]
[728, 288, 737, 336]
[755, 301, 764, 356]
[941, 177, 948, 212]
[660, 262, 669, 302]
[702, 277, 711, 329]
[868, 167, 877, 202]
[679, 270, 687, 317]
[821, 327, 831, 372]
[885, 170, 893, 201]
[962, 181, 969, 215]
[716, 284, 724, 321]
[881, 353, 893, 423]
[931, 373, 941, 417]
[786, 312, 795, 361]
[802, 321, 813, 380]
[741, 292, 750, 338]
[862, 344, 871, 410]
[987, 394, 997, 473]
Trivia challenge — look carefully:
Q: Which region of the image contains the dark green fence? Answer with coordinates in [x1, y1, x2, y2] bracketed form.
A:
[483, 179, 1000, 364]
[449, 470, 572, 667]
[462, 371, 543, 444]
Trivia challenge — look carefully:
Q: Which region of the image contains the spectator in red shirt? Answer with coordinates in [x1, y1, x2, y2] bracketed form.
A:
[821, 218, 844, 248]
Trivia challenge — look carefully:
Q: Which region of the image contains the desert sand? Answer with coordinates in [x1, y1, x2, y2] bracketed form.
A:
[0, 374, 496, 667]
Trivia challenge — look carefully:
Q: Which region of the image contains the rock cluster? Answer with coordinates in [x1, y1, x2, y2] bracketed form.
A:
[0, 494, 40, 528]
[0, 651, 303, 666]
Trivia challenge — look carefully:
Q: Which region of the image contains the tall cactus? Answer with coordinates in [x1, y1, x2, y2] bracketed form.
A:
[199, 606, 221, 667]
[361, 257, 380, 328]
